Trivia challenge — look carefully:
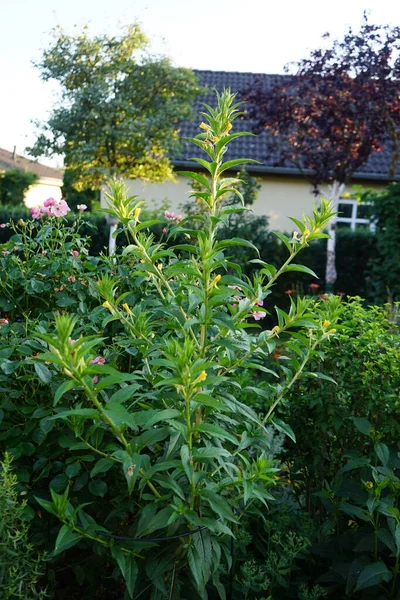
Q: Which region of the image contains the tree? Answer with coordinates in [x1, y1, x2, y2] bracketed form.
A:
[0, 169, 38, 206]
[242, 14, 400, 289]
[28, 25, 201, 190]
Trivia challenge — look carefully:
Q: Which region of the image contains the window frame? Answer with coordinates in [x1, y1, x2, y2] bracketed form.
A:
[336, 199, 376, 232]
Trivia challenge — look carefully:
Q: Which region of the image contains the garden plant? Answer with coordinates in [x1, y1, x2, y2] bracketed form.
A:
[0, 91, 348, 599]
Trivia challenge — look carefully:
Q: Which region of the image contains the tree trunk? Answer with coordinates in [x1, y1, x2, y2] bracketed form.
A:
[324, 180, 345, 292]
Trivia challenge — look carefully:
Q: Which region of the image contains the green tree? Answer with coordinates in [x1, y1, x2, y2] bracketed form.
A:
[0, 169, 38, 206]
[28, 25, 201, 190]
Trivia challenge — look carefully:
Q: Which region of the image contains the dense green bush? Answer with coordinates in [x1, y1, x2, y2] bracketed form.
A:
[362, 184, 400, 304]
[0, 169, 38, 206]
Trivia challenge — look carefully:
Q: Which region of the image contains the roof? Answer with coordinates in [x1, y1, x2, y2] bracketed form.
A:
[175, 69, 400, 182]
[0, 147, 63, 181]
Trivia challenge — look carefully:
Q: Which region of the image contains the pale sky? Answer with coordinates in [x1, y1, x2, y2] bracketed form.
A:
[1, 0, 400, 167]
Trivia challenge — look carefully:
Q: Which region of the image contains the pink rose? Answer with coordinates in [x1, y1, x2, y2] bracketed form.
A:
[252, 310, 265, 321]
[71, 250, 79, 258]
[30, 207, 43, 220]
[77, 204, 87, 211]
[50, 200, 71, 217]
[43, 197, 56, 208]
[90, 356, 106, 365]
[165, 210, 175, 220]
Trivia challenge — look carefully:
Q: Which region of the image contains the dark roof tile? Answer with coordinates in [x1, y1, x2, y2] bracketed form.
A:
[174, 69, 400, 182]
[0, 147, 63, 180]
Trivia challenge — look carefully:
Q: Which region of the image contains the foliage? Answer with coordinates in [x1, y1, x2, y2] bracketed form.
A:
[0, 169, 38, 206]
[28, 24, 201, 190]
[0, 91, 337, 598]
[276, 298, 400, 513]
[361, 183, 400, 303]
[241, 13, 400, 189]
[61, 171, 100, 211]
[0, 453, 48, 599]
[312, 431, 400, 599]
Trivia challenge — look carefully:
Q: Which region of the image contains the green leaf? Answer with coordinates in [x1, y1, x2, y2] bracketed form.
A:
[375, 442, 390, 467]
[90, 458, 114, 478]
[34, 362, 52, 384]
[53, 525, 82, 556]
[355, 561, 391, 591]
[49, 408, 99, 421]
[111, 547, 138, 599]
[193, 447, 231, 460]
[285, 264, 318, 277]
[54, 380, 77, 406]
[180, 444, 193, 481]
[89, 480, 108, 497]
[339, 502, 370, 522]
[352, 417, 373, 436]
[271, 418, 296, 443]
[109, 384, 141, 404]
[193, 423, 238, 444]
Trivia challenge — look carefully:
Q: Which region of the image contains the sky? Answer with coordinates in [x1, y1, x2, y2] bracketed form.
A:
[1, 0, 400, 167]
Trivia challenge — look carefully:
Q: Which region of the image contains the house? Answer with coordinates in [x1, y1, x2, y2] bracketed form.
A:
[106, 69, 400, 233]
[0, 147, 63, 207]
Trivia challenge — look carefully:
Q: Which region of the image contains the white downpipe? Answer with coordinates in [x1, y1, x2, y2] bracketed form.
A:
[109, 222, 118, 256]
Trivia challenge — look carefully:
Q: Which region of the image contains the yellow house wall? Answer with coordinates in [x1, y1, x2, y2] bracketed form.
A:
[101, 174, 385, 231]
[24, 177, 63, 208]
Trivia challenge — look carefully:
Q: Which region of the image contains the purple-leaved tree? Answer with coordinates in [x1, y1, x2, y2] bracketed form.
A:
[242, 13, 400, 289]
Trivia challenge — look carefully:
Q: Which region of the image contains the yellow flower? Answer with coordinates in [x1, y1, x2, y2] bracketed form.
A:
[210, 274, 221, 288]
[197, 370, 207, 382]
[134, 207, 141, 222]
[224, 122, 233, 134]
[212, 136, 220, 143]
[303, 229, 311, 239]
[271, 325, 280, 335]
[323, 319, 330, 328]
[365, 481, 374, 490]
[328, 328, 336, 334]
[199, 122, 209, 130]
[102, 301, 112, 311]
[151, 332, 155, 339]
[122, 303, 131, 313]
[156, 263, 163, 270]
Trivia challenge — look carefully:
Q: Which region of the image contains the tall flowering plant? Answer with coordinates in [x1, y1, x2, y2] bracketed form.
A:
[33, 91, 337, 597]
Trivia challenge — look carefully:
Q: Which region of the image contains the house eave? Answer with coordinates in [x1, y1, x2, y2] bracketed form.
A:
[172, 160, 400, 183]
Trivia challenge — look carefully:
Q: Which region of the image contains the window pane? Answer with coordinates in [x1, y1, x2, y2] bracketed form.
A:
[337, 221, 351, 230]
[338, 203, 353, 218]
[357, 204, 373, 219]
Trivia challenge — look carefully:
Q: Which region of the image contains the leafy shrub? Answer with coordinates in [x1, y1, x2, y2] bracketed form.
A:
[275, 298, 400, 513]
[0, 169, 38, 206]
[0, 91, 337, 598]
[0, 453, 47, 599]
[362, 183, 400, 304]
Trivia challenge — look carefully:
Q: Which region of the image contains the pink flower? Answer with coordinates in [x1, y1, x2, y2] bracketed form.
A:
[175, 215, 183, 222]
[257, 300, 264, 306]
[43, 197, 56, 208]
[90, 356, 106, 365]
[69, 338, 77, 345]
[0, 318, 9, 325]
[71, 250, 79, 258]
[162, 227, 167, 234]
[309, 283, 320, 289]
[285, 289, 294, 295]
[50, 200, 71, 217]
[337, 291, 345, 297]
[68, 275, 76, 282]
[92, 375, 99, 385]
[30, 207, 44, 220]
[252, 311, 265, 321]
[165, 210, 175, 220]
[232, 303, 237, 309]
[0, 223, 7, 228]
[77, 204, 87, 211]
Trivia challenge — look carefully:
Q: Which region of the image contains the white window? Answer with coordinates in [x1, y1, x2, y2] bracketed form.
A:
[336, 199, 375, 232]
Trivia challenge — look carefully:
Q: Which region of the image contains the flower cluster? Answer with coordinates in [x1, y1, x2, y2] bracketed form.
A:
[30, 198, 71, 220]
[165, 210, 183, 223]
